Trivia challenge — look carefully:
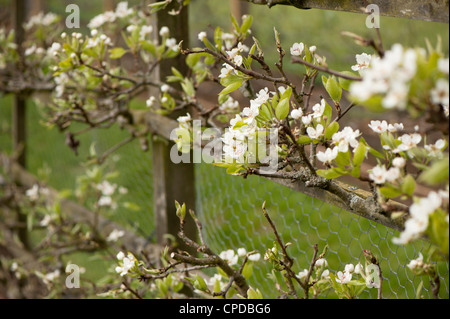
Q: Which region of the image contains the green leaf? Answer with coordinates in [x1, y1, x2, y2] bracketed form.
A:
[297, 135, 313, 145]
[276, 98, 290, 120]
[350, 165, 361, 178]
[240, 15, 253, 35]
[324, 121, 340, 140]
[247, 287, 263, 299]
[242, 262, 253, 280]
[148, 1, 169, 13]
[401, 175, 416, 196]
[226, 164, 244, 175]
[230, 14, 240, 33]
[379, 186, 403, 199]
[195, 275, 208, 292]
[325, 76, 342, 102]
[338, 71, 357, 91]
[317, 168, 346, 180]
[335, 151, 351, 168]
[109, 47, 127, 59]
[419, 157, 449, 186]
[352, 142, 367, 167]
[219, 80, 243, 96]
[214, 27, 223, 51]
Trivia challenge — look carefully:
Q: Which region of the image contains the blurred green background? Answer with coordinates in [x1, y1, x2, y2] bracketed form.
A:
[0, 0, 448, 299]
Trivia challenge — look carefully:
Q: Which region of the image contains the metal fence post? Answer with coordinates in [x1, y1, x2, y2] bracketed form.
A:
[152, 1, 197, 252]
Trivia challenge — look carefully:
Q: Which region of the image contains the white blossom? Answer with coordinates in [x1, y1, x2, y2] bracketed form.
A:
[198, 31, 207, 42]
[290, 42, 304, 57]
[24, 12, 58, 30]
[321, 269, 330, 279]
[344, 264, 355, 273]
[369, 165, 388, 185]
[242, 103, 260, 119]
[48, 42, 62, 57]
[98, 196, 113, 207]
[42, 269, 60, 285]
[219, 249, 238, 266]
[296, 269, 309, 280]
[316, 147, 338, 164]
[291, 109, 303, 120]
[393, 191, 447, 245]
[388, 123, 404, 133]
[431, 79, 449, 109]
[368, 120, 388, 134]
[159, 26, 170, 37]
[424, 139, 447, 157]
[302, 114, 313, 126]
[115, 253, 137, 276]
[97, 181, 117, 196]
[332, 127, 361, 153]
[350, 44, 418, 110]
[219, 63, 235, 79]
[335, 271, 352, 284]
[220, 97, 240, 113]
[312, 99, 326, 119]
[177, 113, 192, 128]
[115, 2, 133, 19]
[140, 25, 153, 41]
[107, 229, 125, 242]
[248, 253, 261, 262]
[237, 248, 247, 257]
[146, 96, 156, 108]
[254, 88, 271, 106]
[166, 38, 178, 51]
[395, 133, 422, 152]
[438, 57, 449, 74]
[351, 53, 372, 72]
[354, 263, 364, 275]
[26, 184, 49, 202]
[315, 258, 328, 268]
[307, 124, 324, 140]
[88, 11, 116, 29]
[392, 157, 406, 168]
[407, 253, 424, 271]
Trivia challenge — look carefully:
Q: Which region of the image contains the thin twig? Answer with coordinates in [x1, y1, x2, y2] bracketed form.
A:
[292, 57, 362, 82]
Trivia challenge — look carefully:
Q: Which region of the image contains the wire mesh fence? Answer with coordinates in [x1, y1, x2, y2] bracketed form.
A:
[195, 163, 450, 299]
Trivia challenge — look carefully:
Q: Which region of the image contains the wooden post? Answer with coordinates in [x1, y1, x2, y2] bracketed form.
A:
[12, 0, 26, 168]
[231, 0, 249, 23]
[12, 0, 29, 249]
[152, 2, 197, 252]
[28, 0, 45, 16]
[103, 0, 116, 12]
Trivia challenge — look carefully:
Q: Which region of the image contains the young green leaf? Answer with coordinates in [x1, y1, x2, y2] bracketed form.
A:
[276, 98, 290, 120]
[325, 76, 342, 102]
[219, 80, 243, 96]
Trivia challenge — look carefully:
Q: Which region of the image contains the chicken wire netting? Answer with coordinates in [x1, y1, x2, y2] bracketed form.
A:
[1, 101, 449, 299]
[195, 163, 450, 299]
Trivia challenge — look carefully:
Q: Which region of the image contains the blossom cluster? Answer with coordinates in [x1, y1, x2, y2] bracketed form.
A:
[350, 44, 449, 116]
[87, 1, 134, 29]
[221, 88, 269, 161]
[219, 248, 261, 266]
[296, 258, 330, 282]
[115, 251, 138, 277]
[393, 190, 449, 245]
[96, 180, 128, 209]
